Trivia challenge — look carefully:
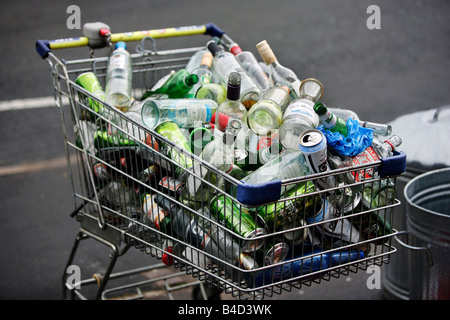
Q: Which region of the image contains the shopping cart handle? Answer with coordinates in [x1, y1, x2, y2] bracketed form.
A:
[36, 23, 226, 59]
[236, 180, 282, 206]
[36, 40, 51, 59]
[204, 23, 225, 38]
[379, 150, 407, 178]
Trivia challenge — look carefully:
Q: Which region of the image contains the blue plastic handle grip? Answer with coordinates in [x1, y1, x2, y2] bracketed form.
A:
[204, 23, 225, 38]
[36, 40, 51, 59]
[236, 180, 282, 207]
[379, 150, 407, 177]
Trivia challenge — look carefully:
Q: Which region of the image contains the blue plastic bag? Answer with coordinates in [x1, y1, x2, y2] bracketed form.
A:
[318, 118, 373, 157]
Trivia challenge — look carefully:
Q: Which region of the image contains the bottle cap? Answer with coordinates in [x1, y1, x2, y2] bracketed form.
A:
[207, 41, 223, 56]
[230, 45, 243, 55]
[115, 41, 127, 50]
[299, 78, 324, 102]
[227, 72, 241, 100]
[256, 40, 277, 65]
[162, 246, 174, 265]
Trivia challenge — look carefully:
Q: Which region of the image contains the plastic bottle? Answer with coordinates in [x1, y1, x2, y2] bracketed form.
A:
[105, 42, 133, 111]
[279, 78, 324, 150]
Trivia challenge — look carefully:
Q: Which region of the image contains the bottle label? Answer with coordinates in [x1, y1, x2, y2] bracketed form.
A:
[320, 111, 337, 129]
[351, 146, 380, 181]
[159, 176, 183, 192]
[167, 103, 214, 128]
[283, 101, 319, 126]
[264, 87, 289, 106]
[109, 53, 127, 71]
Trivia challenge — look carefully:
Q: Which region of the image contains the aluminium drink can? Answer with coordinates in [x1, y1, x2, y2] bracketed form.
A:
[298, 129, 329, 174]
[298, 129, 335, 190]
[155, 120, 194, 177]
[262, 237, 289, 266]
[209, 194, 266, 252]
[75, 72, 106, 113]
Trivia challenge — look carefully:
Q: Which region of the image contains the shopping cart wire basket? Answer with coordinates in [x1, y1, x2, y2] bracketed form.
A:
[36, 23, 406, 300]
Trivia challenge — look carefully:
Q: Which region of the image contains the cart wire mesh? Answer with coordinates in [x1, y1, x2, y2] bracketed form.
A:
[41, 31, 403, 300]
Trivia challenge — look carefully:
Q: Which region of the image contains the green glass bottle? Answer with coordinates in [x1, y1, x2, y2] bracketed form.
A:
[141, 69, 199, 100]
[314, 102, 348, 137]
[351, 181, 395, 244]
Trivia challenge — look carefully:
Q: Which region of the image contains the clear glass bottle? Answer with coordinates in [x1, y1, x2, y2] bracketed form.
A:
[214, 72, 248, 138]
[247, 86, 291, 136]
[279, 78, 324, 150]
[207, 41, 261, 109]
[140, 98, 217, 130]
[240, 150, 311, 188]
[201, 119, 242, 173]
[105, 42, 133, 111]
[195, 83, 227, 105]
[256, 40, 301, 99]
[140, 69, 199, 100]
[314, 102, 348, 137]
[328, 107, 393, 137]
[184, 37, 220, 72]
[228, 42, 271, 91]
[186, 52, 214, 98]
[185, 49, 209, 73]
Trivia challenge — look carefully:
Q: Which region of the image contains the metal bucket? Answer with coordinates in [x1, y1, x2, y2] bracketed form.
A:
[381, 106, 450, 300]
[403, 168, 450, 300]
[381, 168, 424, 300]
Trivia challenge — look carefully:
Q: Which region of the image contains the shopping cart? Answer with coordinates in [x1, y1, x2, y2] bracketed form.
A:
[36, 22, 407, 300]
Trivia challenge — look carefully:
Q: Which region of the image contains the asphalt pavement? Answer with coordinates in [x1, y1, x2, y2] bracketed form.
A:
[0, 0, 449, 302]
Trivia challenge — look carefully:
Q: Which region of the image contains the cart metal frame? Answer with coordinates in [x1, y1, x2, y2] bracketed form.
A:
[36, 23, 406, 300]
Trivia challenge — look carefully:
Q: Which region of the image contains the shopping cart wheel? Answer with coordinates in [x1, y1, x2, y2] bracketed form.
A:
[191, 283, 223, 300]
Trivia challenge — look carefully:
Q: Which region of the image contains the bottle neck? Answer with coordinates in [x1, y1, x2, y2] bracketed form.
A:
[383, 135, 402, 152]
[227, 85, 240, 100]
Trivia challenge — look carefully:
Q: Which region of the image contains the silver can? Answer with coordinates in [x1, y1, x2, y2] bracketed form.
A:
[298, 129, 335, 190]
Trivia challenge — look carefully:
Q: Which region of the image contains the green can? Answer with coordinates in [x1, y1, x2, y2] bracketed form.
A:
[209, 194, 266, 252]
[75, 72, 106, 113]
[257, 180, 318, 229]
[155, 120, 194, 177]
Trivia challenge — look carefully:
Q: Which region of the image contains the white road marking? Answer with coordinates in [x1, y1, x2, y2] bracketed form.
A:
[0, 96, 69, 111]
[0, 154, 78, 177]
